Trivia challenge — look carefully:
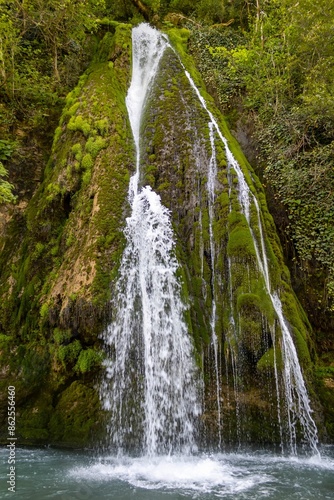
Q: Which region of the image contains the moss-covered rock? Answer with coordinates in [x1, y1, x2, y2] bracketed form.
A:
[0, 24, 133, 447]
[48, 381, 103, 446]
[138, 27, 322, 447]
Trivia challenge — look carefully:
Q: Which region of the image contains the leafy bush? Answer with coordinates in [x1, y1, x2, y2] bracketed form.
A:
[0, 162, 16, 204]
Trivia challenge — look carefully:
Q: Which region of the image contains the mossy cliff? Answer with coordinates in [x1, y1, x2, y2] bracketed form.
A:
[0, 24, 133, 447]
[0, 24, 328, 448]
[140, 27, 323, 447]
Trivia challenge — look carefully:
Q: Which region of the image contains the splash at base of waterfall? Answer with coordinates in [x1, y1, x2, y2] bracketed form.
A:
[101, 186, 201, 456]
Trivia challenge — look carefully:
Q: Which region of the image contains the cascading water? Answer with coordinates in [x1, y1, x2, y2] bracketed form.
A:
[207, 122, 222, 447]
[179, 65, 319, 455]
[225, 145, 319, 455]
[101, 22, 319, 457]
[101, 24, 200, 456]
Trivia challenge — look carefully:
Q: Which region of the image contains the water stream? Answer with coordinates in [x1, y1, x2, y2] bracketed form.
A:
[100, 23, 200, 457]
[179, 58, 319, 456]
[207, 122, 222, 448]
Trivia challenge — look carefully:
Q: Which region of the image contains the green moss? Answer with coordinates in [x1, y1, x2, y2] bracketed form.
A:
[227, 226, 256, 258]
[67, 115, 91, 136]
[57, 340, 82, 369]
[52, 126, 62, 150]
[257, 346, 283, 372]
[53, 327, 72, 344]
[292, 326, 312, 369]
[82, 169, 92, 185]
[48, 381, 102, 446]
[18, 392, 53, 443]
[81, 153, 93, 170]
[315, 381, 334, 440]
[96, 118, 109, 136]
[237, 293, 260, 312]
[40, 303, 49, 319]
[74, 348, 103, 374]
[71, 142, 82, 159]
[85, 136, 107, 158]
[67, 102, 80, 116]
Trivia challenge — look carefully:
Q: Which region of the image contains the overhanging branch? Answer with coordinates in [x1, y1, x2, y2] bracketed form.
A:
[131, 0, 150, 21]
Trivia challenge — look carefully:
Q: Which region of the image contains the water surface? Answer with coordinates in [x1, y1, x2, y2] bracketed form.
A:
[1, 446, 333, 499]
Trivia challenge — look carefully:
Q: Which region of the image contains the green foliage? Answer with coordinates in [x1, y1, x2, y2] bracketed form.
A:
[196, 0, 226, 24]
[104, 0, 136, 21]
[0, 334, 11, 345]
[190, 1, 334, 310]
[0, 162, 16, 204]
[0, 139, 17, 204]
[57, 340, 82, 368]
[189, 27, 246, 108]
[0, 0, 104, 133]
[0, 139, 16, 160]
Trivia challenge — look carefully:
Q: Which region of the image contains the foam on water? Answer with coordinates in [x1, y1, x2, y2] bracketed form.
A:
[69, 455, 270, 495]
[68, 451, 334, 498]
[1, 447, 333, 499]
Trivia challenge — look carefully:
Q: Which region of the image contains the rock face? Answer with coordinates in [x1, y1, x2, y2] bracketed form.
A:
[0, 24, 325, 449]
[0, 24, 133, 447]
[139, 28, 321, 451]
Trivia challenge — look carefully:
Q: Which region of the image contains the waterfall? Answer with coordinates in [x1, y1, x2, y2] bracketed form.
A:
[207, 122, 222, 447]
[101, 23, 319, 457]
[178, 57, 319, 455]
[226, 142, 319, 455]
[101, 24, 200, 456]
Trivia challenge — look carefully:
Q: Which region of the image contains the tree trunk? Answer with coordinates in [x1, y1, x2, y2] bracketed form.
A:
[131, 0, 150, 21]
[53, 44, 60, 82]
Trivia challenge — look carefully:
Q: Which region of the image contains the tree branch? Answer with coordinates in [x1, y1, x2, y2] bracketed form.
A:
[130, 0, 150, 21]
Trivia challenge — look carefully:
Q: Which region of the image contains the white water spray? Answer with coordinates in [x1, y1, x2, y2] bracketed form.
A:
[101, 24, 200, 456]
